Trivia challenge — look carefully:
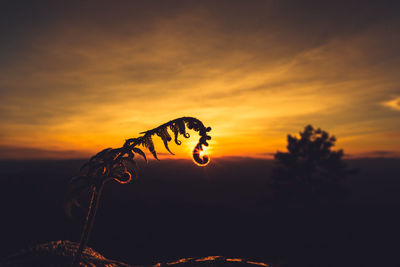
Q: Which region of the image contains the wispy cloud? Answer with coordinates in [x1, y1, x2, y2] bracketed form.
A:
[0, 1, 400, 159]
[382, 96, 400, 111]
[0, 146, 91, 160]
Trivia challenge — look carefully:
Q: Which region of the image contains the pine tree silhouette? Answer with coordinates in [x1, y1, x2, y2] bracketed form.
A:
[270, 125, 356, 208]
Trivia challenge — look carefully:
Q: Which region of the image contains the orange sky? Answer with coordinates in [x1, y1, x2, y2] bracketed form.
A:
[0, 1, 399, 160]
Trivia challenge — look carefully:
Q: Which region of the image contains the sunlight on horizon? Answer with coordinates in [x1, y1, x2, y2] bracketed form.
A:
[0, 2, 399, 160]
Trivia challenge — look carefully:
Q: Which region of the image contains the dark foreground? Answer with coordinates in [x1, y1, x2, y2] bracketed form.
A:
[0, 158, 399, 267]
[2, 240, 270, 267]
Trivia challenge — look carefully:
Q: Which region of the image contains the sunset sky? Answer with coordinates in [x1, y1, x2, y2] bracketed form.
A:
[1, 0, 399, 160]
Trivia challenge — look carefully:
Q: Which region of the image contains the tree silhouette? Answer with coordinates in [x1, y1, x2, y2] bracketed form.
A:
[270, 125, 355, 208]
[66, 117, 211, 267]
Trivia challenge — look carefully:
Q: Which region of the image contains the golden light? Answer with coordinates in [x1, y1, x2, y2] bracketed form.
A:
[199, 146, 207, 158]
[192, 143, 210, 166]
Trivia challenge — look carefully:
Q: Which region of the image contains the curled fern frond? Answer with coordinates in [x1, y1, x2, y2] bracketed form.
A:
[67, 117, 211, 266]
[66, 117, 211, 218]
[135, 117, 211, 165]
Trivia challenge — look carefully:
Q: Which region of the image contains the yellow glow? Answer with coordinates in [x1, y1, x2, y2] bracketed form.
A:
[382, 97, 400, 111]
[199, 145, 208, 158]
[246, 261, 269, 266]
[226, 258, 243, 262]
[194, 256, 221, 262]
[192, 143, 210, 167]
[1, 7, 400, 160]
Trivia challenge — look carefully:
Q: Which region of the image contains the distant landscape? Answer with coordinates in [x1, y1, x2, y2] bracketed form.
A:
[1, 157, 399, 266]
[1, 1, 400, 266]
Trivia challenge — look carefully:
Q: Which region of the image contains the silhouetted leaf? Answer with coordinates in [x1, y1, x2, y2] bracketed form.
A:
[157, 128, 174, 155]
[132, 147, 147, 162]
[66, 117, 212, 220]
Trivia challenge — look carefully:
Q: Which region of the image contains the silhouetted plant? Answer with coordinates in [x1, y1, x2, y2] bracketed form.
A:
[270, 125, 356, 208]
[66, 117, 211, 267]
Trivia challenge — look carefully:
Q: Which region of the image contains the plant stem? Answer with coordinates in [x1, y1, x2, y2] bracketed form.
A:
[71, 183, 104, 267]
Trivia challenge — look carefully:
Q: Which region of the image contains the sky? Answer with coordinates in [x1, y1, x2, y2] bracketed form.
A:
[0, 0, 399, 160]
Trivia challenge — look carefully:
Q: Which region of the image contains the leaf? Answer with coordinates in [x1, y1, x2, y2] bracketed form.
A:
[65, 175, 90, 219]
[91, 148, 112, 160]
[143, 135, 158, 160]
[149, 146, 158, 160]
[132, 147, 147, 162]
[65, 198, 79, 220]
[80, 161, 90, 171]
[176, 119, 186, 135]
[123, 157, 137, 173]
[158, 129, 174, 155]
[162, 137, 174, 154]
[170, 124, 181, 145]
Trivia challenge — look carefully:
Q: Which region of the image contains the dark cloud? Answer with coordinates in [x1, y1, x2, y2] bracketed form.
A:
[1, 0, 400, 158]
[347, 150, 400, 158]
[0, 146, 91, 160]
[256, 152, 275, 157]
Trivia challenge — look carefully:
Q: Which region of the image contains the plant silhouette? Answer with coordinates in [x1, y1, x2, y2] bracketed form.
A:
[66, 117, 211, 267]
[270, 125, 356, 208]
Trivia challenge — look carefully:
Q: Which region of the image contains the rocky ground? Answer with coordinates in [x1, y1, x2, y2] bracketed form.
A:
[1, 240, 271, 267]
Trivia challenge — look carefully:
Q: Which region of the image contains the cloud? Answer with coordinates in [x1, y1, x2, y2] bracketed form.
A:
[346, 150, 400, 159]
[0, 1, 400, 159]
[0, 146, 91, 160]
[382, 96, 400, 111]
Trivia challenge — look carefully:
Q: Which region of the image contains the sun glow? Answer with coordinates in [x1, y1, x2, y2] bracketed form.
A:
[192, 144, 210, 166]
[199, 145, 208, 158]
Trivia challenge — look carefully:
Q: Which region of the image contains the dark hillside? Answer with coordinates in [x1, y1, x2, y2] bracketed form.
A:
[0, 158, 399, 266]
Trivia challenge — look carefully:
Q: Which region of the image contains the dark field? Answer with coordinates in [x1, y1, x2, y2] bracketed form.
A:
[0, 158, 399, 267]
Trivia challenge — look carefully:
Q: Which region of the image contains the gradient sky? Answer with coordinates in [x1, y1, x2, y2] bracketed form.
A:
[1, 0, 399, 160]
